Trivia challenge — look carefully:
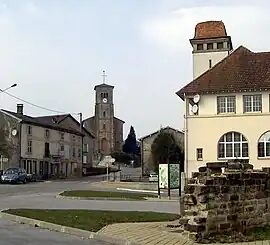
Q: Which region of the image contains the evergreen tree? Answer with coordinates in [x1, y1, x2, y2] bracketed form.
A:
[123, 126, 139, 155]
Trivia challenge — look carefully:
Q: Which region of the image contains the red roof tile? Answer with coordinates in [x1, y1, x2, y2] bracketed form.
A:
[193, 21, 227, 39]
[176, 46, 270, 99]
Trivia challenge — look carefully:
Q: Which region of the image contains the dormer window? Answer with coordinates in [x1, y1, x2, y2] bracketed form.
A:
[207, 43, 213, 50]
[197, 44, 203, 50]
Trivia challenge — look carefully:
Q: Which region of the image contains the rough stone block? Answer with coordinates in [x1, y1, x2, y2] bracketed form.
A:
[184, 194, 197, 205]
[198, 166, 207, 173]
[219, 223, 231, 230]
[184, 185, 195, 194]
[230, 194, 239, 201]
[194, 216, 207, 224]
[185, 223, 205, 233]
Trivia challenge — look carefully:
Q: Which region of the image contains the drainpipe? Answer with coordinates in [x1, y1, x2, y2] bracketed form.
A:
[79, 112, 83, 177]
[184, 93, 188, 184]
[19, 122, 22, 168]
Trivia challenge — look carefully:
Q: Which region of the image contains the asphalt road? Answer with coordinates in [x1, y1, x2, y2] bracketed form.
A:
[0, 220, 108, 245]
[0, 174, 180, 244]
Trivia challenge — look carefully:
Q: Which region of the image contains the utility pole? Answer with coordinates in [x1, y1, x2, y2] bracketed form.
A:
[78, 112, 83, 177]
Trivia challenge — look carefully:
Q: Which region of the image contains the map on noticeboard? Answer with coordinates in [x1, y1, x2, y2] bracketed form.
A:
[159, 164, 168, 189]
[169, 164, 180, 189]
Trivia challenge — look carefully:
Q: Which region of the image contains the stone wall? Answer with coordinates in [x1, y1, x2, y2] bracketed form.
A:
[180, 161, 270, 241]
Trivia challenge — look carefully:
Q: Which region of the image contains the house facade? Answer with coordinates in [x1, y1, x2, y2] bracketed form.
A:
[35, 114, 95, 168]
[139, 126, 184, 176]
[0, 104, 86, 179]
[176, 20, 270, 177]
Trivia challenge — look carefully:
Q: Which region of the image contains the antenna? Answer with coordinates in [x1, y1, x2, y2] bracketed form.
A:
[101, 70, 107, 84]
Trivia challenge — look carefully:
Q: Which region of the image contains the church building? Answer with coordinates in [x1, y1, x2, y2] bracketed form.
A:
[83, 71, 125, 162]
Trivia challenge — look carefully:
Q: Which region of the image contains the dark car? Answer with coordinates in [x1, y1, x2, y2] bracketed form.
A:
[1, 168, 27, 184]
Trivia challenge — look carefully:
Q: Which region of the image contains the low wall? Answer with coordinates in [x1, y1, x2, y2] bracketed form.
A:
[180, 162, 270, 241]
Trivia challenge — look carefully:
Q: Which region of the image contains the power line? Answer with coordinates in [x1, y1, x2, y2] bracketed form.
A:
[1, 90, 79, 116]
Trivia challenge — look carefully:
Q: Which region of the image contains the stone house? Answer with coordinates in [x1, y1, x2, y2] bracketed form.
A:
[0, 104, 90, 179]
[176, 20, 270, 178]
[35, 114, 95, 168]
[139, 126, 184, 176]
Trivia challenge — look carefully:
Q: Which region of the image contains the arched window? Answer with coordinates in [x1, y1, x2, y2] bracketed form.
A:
[258, 131, 270, 158]
[218, 132, 249, 159]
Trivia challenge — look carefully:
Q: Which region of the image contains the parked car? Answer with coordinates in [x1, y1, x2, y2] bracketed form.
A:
[1, 168, 27, 184]
[149, 172, 158, 183]
[26, 173, 37, 182]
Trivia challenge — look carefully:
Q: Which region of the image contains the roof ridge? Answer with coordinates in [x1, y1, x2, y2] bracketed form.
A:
[176, 45, 252, 98]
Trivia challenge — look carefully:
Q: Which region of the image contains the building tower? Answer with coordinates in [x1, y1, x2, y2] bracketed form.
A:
[94, 71, 115, 155]
[190, 20, 233, 79]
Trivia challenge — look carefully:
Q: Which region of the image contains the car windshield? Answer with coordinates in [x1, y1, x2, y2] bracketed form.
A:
[4, 168, 19, 174]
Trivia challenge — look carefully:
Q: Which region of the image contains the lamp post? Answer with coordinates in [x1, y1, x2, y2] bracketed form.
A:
[0, 84, 17, 92]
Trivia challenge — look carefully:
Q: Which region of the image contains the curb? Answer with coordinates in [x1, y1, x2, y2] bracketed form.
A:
[56, 192, 179, 202]
[0, 209, 142, 245]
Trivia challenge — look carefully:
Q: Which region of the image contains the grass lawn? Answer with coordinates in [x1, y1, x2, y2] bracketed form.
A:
[59, 190, 157, 200]
[246, 225, 270, 241]
[4, 209, 180, 232]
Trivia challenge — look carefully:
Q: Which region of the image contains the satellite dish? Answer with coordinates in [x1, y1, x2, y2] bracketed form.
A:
[11, 129, 17, 136]
[192, 104, 198, 113]
[193, 94, 200, 104]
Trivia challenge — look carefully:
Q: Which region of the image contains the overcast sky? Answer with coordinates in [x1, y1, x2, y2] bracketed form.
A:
[0, 0, 269, 138]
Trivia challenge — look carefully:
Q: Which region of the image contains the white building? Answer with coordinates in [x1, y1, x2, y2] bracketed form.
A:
[0, 104, 91, 179]
[176, 20, 270, 177]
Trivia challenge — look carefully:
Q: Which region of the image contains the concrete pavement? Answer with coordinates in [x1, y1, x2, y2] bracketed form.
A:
[0, 219, 109, 245]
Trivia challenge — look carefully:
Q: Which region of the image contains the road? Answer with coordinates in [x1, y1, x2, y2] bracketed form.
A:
[0, 175, 180, 244]
[0, 220, 108, 245]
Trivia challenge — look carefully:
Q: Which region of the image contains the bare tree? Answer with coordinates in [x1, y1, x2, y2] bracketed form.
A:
[0, 128, 15, 157]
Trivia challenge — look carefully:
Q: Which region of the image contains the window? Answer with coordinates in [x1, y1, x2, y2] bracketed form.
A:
[217, 96, 236, 113]
[44, 142, 50, 157]
[258, 131, 270, 158]
[60, 132, 64, 140]
[45, 129, 50, 138]
[72, 148, 76, 157]
[100, 93, 109, 99]
[196, 148, 203, 161]
[103, 123, 106, 130]
[27, 126, 32, 135]
[27, 140, 32, 153]
[72, 135, 75, 141]
[207, 43, 213, 50]
[197, 44, 203, 50]
[243, 94, 262, 112]
[217, 42, 224, 49]
[78, 148, 81, 158]
[218, 132, 249, 159]
[103, 111, 106, 117]
[83, 143, 89, 153]
[209, 59, 212, 68]
[60, 144, 64, 151]
[83, 156, 87, 164]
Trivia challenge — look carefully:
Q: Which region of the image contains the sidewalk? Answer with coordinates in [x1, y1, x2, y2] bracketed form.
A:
[98, 221, 191, 245]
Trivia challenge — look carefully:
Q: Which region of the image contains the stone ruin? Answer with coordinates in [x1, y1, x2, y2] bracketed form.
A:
[180, 161, 270, 243]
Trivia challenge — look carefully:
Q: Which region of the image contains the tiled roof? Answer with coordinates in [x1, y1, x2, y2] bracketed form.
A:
[139, 126, 184, 141]
[193, 21, 227, 39]
[176, 46, 270, 99]
[35, 114, 95, 138]
[2, 110, 84, 136]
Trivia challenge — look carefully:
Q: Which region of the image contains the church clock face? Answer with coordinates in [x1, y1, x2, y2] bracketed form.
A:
[102, 98, 107, 103]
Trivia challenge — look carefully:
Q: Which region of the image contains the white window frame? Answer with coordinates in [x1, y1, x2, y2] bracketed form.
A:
[196, 148, 203, 161]
[83, 143, 89, 153]
[27, 140, 32, 153]
[258, 131, 270, 158]
[243, 94, 262, 113]
[217, 96, 236, 114]
[218, 132, 249, 159]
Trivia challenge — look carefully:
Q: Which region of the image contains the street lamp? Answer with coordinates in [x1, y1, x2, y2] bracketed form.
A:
[0, 84, 17, 92]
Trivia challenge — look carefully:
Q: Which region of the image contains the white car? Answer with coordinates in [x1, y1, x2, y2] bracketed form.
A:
[149, 173, 158, 183]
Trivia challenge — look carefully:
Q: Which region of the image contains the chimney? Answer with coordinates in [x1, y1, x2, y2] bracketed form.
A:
[17, 104, 23, 115]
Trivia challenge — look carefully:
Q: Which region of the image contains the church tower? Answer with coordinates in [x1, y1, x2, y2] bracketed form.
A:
[94, 71, 115, 155]
[190, 21, 233, 79]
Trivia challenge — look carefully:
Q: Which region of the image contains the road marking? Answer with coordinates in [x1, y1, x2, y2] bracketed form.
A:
[116, 188, 164, 194]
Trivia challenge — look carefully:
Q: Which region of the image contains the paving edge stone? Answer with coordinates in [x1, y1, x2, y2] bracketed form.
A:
[0, 209, 142, 245]
[56, 191, 178, 202]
